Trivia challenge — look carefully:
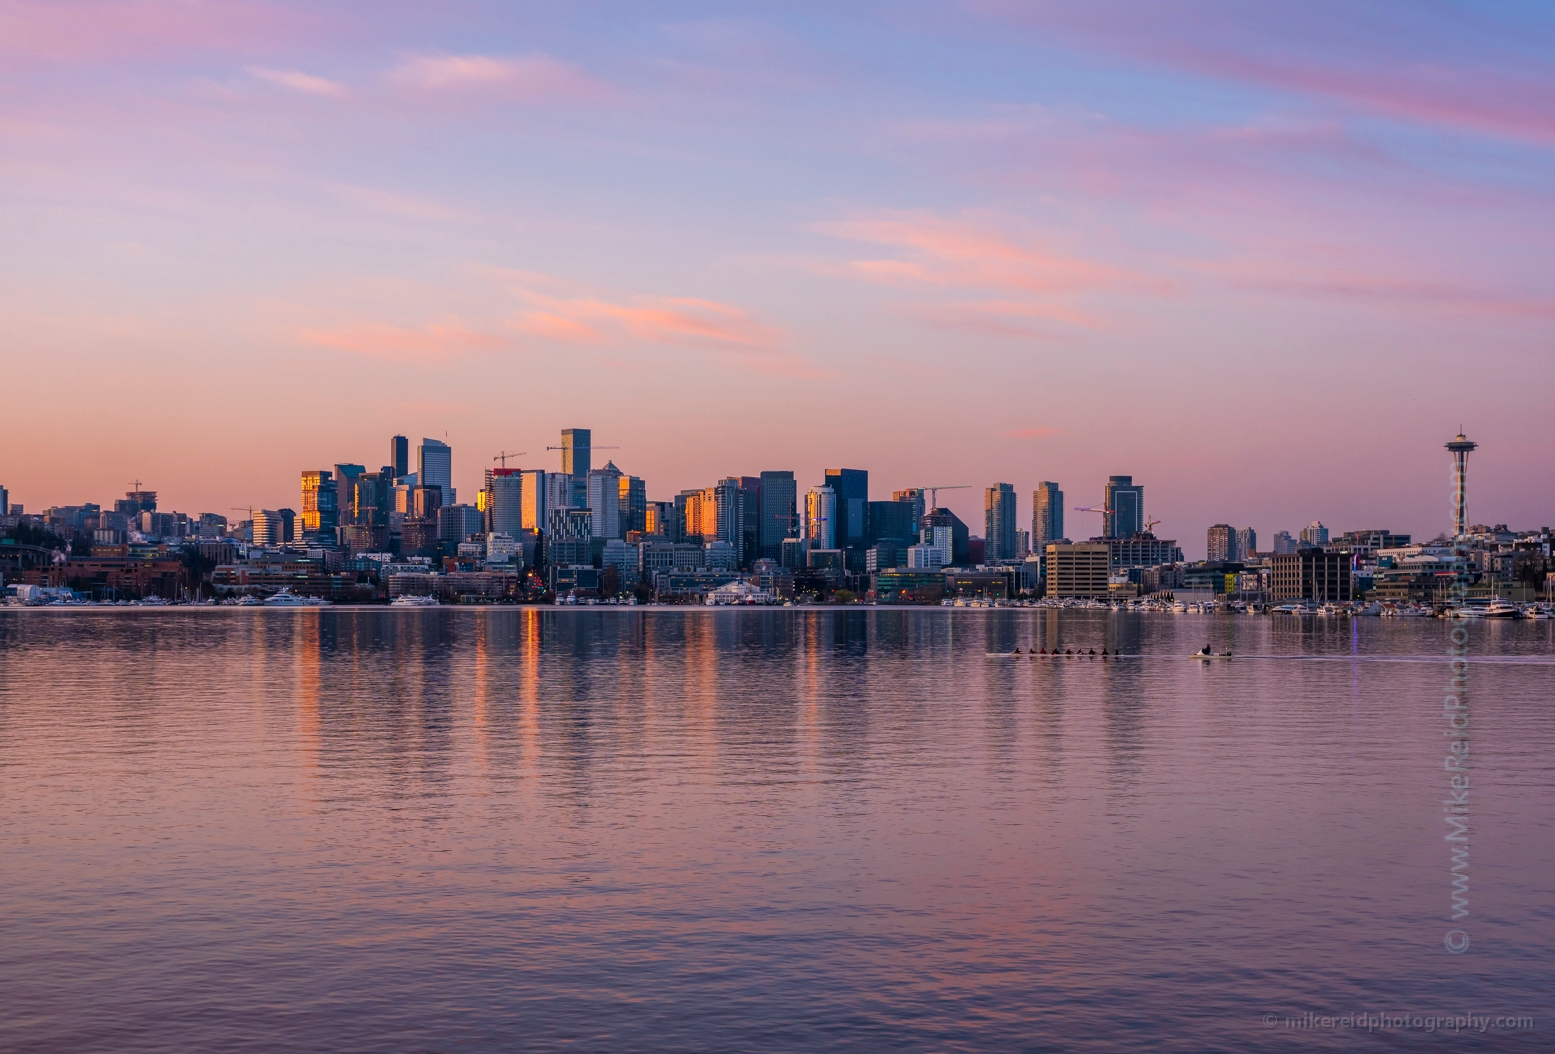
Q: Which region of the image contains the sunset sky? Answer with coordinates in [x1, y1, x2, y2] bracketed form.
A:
[2, 1, 1552, 552]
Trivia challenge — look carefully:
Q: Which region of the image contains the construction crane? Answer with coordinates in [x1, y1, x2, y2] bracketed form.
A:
[492, 451, 526, 467]
[1142, 516, 1161, 534]
[911, 484, 970, 509]
[545, 444, 619, 453]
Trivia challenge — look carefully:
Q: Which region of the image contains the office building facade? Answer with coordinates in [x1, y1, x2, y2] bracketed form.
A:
[1045, 542, 1111, 598]
[806, 486, 836, 550]
[390, 435, 409, 479]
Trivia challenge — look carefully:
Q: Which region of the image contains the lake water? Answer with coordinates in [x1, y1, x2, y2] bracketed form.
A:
[2, 608, 1552, 1052]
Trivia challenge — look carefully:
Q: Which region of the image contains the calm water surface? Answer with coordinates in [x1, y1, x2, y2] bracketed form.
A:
[2, 609, 1552, 1052]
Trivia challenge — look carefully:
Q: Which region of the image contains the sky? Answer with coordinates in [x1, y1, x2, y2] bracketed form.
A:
[2, 0, 1552, 555]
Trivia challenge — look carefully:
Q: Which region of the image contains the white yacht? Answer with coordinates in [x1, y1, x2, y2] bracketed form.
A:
[391, 594, 439, 608]
[1483, 599, 1519, 619]
[263, 588, 330, 607]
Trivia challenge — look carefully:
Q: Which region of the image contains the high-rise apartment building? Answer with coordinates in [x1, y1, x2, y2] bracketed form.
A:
[390, 435, 409, 480]
[1299, 521, 1329, 547]
[1272, 530, 1297, 555]
[1104, 476, 1144, 538]
[806, 486, 836, 550]
[893, 488, 926, 527]
[417, 439, 453, 506]
[300, 470, 337, 538]
[738, 476, 761, 565]
[824, 468, 868, 548]
[334, 464, 365, 524]
[1207, 524, 1235, 562]
[985, 483, 1017, 562]
[485, 468, 524, 537]
[1032, 482, 1063, 549]
[758, 471, 797, 558]
[0, 485, 8, 516]
[1235, 527, 1257, 561]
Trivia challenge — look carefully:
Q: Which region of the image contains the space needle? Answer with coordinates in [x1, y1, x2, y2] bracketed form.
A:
[1446, 431, 1477, 539]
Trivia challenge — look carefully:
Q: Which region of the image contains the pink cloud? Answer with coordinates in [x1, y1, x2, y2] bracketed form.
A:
[509, 286, 815, 376]
[390, 53, 614, 102]
[247, 66, 347, 98]
[815, 211, 1161, 296]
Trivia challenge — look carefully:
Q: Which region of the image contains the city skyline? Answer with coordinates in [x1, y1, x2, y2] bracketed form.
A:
[2, 3, 1552, 548]
[1, 426, 1522, 562]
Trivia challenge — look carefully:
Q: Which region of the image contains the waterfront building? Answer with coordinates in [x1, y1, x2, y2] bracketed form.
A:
[300, 470, 337, 539]
[806, 486, 836, 550]
[390, 435, 409, 479]
[1271, 550, 1354, 601]
[906, 544, 943, 570]
[1299, 521, 1330, 547]
[825, 468, 868, 549]
[1045, 542, 1111, 598]
[807, 548, 844, 571]
[417, 439, 453, 506]
[985, 483, 1018, 562]
[1103, 476, 1144, 538]
[1207, 524, 1234, 563]
[485, 468, 524, 537]
[758, 471, 797, 558]
[672, 542, 705, 571]
[1104, 534, 1183, 569]
[602, 539, 639, 578]
[638, 537, 677, 575]
[873, 570, 947, 604]
[1032, 482, 1063, 549]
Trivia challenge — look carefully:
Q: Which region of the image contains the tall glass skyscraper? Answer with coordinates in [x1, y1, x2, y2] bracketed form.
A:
[390, 435, 409, 479]
[1104, 475, 1143, 538]
[1032, 482, 1063, 549]
[758, 471, 797, 558]
[418, 439, 453, 506]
